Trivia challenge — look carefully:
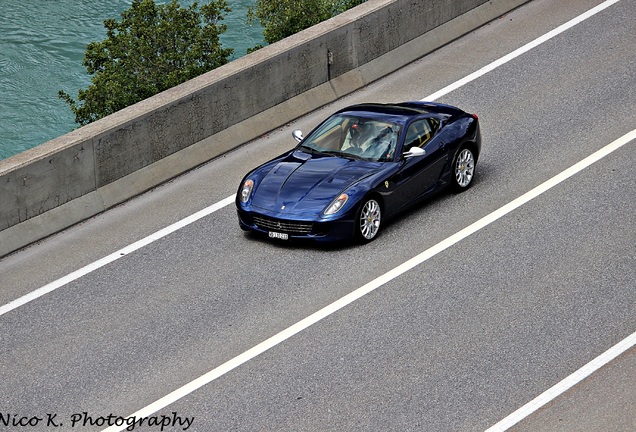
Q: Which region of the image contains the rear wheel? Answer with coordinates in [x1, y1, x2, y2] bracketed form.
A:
[356, 198, 382, 242]
[451, 147, 476, 192]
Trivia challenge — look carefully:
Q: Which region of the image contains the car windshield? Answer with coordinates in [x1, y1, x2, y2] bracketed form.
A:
[298, 114, 402, 162]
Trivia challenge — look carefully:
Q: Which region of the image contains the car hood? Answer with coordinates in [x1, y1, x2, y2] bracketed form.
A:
[251, 152, 381, 214]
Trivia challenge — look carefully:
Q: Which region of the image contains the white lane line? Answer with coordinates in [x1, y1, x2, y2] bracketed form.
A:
[0, 0, 621, 316]
[0, 196, 235, 318]
[102, 130, 636, 432]
[485, 332, 636, 432]
[424, 0, 622, 101]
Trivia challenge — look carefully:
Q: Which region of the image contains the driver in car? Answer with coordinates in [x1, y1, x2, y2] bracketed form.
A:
[365, 125, 397, 160]
[342, 121, 375, 151]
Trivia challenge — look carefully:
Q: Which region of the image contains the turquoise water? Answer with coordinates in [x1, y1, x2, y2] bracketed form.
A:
[0, 0, 263, 160]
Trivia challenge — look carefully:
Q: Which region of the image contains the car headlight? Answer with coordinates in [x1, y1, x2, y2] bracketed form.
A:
[239, 179, 254, 203]
[324, 193, 348, 215]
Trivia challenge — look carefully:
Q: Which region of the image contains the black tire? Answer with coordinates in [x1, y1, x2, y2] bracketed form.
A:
[451, 147, 476, 192]
[356, 198, 382, 242]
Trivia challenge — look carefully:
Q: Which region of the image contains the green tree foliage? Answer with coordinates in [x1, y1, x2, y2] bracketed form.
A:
[247, 0, 366, 48]
[59, 0, 233, 126]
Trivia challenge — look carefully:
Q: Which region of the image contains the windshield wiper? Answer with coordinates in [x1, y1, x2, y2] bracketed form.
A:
[322, 150, 371, 161]
[320, 150, 345, 157]
[298, 145, 319, 154]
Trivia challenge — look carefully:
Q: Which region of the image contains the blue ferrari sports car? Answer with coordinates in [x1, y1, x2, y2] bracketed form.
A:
[236, 101, 481, 243]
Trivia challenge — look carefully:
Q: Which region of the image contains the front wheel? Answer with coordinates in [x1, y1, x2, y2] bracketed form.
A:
[356, 198, 382, 242]
[451, 147, 476, 192]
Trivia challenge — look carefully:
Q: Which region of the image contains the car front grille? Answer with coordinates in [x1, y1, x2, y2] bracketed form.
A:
[253, 214, 313, 234]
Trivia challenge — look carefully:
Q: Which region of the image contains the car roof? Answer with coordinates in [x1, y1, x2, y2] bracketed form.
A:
[335, 101, 465, 119]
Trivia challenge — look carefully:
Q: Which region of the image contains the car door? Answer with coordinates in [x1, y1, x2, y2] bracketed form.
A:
[389, 117, 448, 210]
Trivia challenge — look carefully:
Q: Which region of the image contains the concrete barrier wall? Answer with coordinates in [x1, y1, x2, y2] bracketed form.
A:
[0, 0, 528, 257]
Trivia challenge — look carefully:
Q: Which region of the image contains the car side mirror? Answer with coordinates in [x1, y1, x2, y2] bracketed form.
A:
[403, 146, 426, 159]
[292, 130, 304, 142]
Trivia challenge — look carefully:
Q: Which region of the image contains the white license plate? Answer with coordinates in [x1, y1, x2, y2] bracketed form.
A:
[268, 231, 289, 240]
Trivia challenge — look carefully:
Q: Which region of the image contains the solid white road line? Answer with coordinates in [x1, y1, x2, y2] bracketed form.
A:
[484, 332, 636, 432]
[0, 0, 626, 428]
[0, 196, 235, 318]
[0, 0, 621, 319]
[424, 0, 622, 102]
[102, 130, 636, 432]
[100, 0, 633, 424]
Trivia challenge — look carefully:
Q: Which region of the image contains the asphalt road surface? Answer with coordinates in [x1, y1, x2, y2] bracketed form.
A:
[1, 0, 634, 431]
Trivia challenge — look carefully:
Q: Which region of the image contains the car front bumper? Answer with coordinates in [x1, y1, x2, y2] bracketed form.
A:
[237, 208, 357, 242]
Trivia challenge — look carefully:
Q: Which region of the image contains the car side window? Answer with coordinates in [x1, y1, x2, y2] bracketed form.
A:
[403, 118, 439, 152]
